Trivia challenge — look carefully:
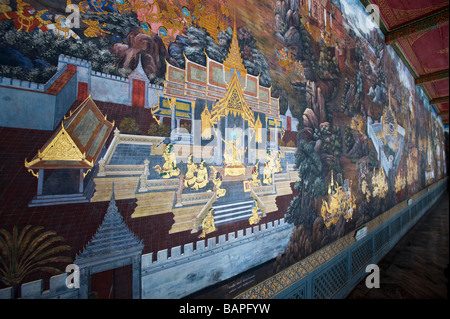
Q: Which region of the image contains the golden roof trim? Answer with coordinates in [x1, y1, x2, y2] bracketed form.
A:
[222, 18, 247, 76]
[25, 121, 94, 168]
[211, 70, 255, 128]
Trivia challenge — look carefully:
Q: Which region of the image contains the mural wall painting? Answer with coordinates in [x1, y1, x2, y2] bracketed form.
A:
[0, 0, 446, 298]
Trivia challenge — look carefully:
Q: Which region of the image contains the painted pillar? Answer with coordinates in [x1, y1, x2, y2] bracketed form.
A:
[132, 256, 141, 299]
[216, 119, 222, 165]
[79, 169, 84, 193]
[37, 169, 44, 196]
[274, 123, 278, 149]
[191, 102, 195, 145]
[171, 107, 176, 135]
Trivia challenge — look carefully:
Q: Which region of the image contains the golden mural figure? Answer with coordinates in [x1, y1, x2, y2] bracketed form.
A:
[248, 200, 261, 225]
[211, 167, 226, 198]
[154, 143, 180, 178]
[250, 161, 262, 187]
[82, 19, 111, 37]
[199, 208, 216, 238]
[222, 131, 246, 176]
[0, 0, 49, 32]
[321, 172, 356, 227]
[184, 154, 197, 188]
[372, 167, 388, 199]
[192, 161, 209, 190]
[222, 133, 245, 166]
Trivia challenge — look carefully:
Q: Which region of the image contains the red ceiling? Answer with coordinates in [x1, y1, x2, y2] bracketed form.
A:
[375, 0, 448, 29]
[367, 0, 449, 124]
[407, 25, 448, 75]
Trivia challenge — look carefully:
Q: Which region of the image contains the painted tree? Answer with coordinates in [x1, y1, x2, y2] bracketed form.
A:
[286, 139, 323, 228]
[317, 41, 339, 80]
[0, 225, 72, 297]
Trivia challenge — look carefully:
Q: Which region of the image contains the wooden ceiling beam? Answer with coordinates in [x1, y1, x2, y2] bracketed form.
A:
[385, 9, 449, 45]
[415, 69, 449, 85]
[429, 96, 449, 105]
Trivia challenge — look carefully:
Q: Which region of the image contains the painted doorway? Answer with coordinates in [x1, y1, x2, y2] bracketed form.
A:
[89, 264, 133, 299]
[132, 79, 146, 107]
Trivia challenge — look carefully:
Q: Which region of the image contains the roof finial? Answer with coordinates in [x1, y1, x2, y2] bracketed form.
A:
[110, 182, 116, 206]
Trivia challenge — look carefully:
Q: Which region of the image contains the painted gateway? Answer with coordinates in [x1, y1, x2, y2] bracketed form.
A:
[0, 0, 446, 299]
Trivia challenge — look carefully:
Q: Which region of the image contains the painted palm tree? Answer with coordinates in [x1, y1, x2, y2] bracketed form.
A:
[0, 225, 72, 296]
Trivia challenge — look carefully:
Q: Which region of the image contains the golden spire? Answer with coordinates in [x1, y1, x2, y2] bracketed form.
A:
[222, 5, 247, 77]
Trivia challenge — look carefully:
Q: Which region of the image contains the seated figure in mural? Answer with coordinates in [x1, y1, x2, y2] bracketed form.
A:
[199, 208, 215, 238]
[250, 161, 262, 187]
[263, 162, 272, 185]
[154, 143, 180, 178]
[184, 154, 197, 188]
[248, 200, 261, 225]
[192, 161, 208, 190]
[211, 167, 226, 198]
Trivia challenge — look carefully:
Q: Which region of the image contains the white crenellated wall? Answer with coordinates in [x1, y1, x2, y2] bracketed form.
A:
[90, 72, 131, 105]
[56, 54, 165, 108]
[140, 217, 295, 299]
[0, 273, 79, 299]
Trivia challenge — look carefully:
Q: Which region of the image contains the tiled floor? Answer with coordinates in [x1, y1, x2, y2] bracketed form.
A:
[347, 190, 449, 299]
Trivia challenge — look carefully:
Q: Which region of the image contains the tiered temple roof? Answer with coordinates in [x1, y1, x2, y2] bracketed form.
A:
[24, 97, 114, 172]
[75, 184, 143, 265]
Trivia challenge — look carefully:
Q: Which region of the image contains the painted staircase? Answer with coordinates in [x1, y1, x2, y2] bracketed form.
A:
[211, 199, 262, 227]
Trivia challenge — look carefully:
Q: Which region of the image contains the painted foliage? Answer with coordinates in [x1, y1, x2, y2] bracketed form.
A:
[0, 0, 446, 298]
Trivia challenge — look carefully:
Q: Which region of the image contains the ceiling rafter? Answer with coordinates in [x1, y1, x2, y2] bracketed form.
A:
[414, 69, 449, 85]
[429, 96, 449, 105]
[384, 8, 449, 45]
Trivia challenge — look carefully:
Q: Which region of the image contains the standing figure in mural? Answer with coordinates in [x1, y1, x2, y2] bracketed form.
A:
[222, 133, 245, 166]
[199, 208, 215, 238]
[154, 143, 180, 178]
[211, 167, 226, 198]
[192, 161, 208, 190]
[184, 154, 197, 188]
[248, 200, 261, 225]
